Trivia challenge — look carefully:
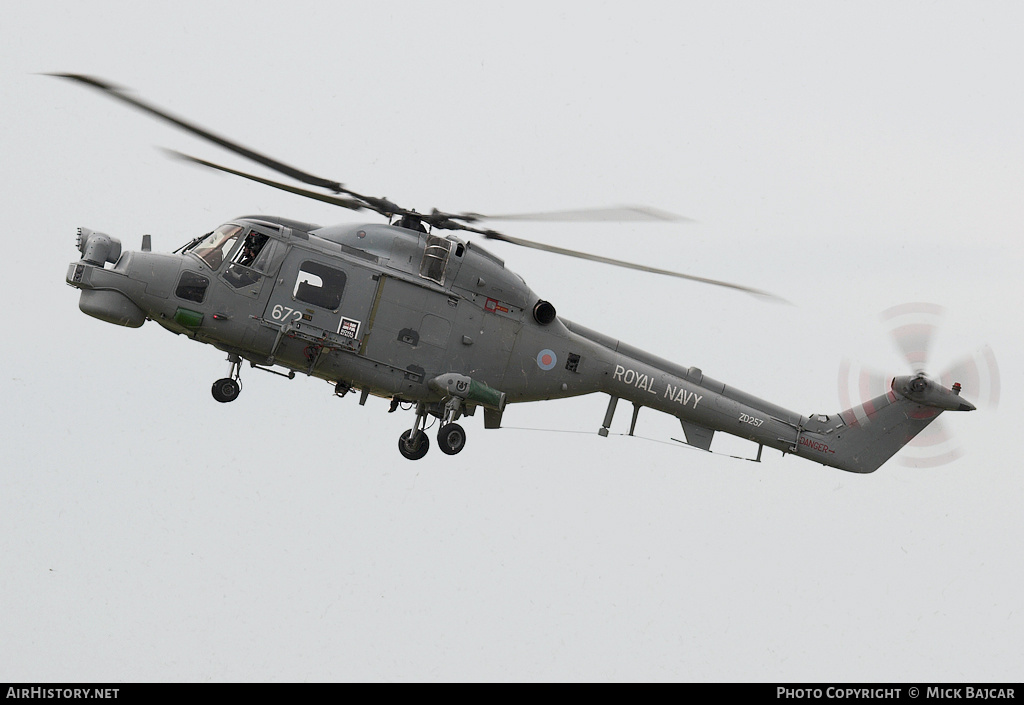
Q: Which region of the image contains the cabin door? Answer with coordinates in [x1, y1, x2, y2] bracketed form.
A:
[264, 253, 379, 345]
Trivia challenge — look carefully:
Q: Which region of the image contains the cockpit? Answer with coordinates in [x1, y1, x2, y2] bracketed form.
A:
[189, 223, 242, 268]
[184, 223, 269, 268]
[179, 222, 276, 291]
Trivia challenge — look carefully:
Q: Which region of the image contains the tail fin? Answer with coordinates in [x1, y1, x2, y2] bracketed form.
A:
[804, 375, 974, 473]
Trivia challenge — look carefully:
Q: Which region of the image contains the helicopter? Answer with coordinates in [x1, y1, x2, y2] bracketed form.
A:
[57, 74, 977, 471]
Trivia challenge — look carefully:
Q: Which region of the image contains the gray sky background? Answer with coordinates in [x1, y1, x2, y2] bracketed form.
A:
[1, 1, 1021, 682]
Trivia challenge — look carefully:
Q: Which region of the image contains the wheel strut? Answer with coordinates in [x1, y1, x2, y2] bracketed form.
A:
[396, 399, 472, 459]
[436, 396, 467, 455]
[398, 403, 431, 460]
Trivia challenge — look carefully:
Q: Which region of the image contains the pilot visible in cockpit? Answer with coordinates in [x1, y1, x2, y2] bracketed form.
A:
[237, 233, 267, 267]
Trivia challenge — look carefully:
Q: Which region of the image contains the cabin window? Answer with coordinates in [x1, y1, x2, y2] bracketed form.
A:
[175, 271, 210, 303]
[419, 235, 452, 284]
[293, 261, 346, 310]
[193, 223, 243, 269]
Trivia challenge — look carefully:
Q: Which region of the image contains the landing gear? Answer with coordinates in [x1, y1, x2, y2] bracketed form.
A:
[393, 395, 474, 460]
[212, 377, 240, 403]
[398, 403, 431, 460]
[398, 429, 430, 460]
[437, 422, 466, 455]
[212, 354, 242, 403]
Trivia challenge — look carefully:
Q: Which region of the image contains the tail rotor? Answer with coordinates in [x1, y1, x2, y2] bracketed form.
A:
[838, 303, 999, 468]
[880, 301, 944, 373]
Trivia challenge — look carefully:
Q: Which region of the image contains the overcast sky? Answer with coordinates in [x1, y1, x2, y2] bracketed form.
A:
[2, 1, 1022, 682]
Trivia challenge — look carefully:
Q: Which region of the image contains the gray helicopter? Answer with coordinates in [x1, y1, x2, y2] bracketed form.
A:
[58, 75, 976, 471]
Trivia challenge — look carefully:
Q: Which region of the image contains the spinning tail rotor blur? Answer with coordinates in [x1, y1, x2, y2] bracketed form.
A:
[838, 303, 1000, 468]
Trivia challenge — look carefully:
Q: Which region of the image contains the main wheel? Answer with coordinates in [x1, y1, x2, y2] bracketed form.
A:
[437, 422, 467, 455]
[211, 377, 240, 403]
[398, 429, 430, 460]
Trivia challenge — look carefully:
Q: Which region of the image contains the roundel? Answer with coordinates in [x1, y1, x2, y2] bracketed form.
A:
[536, 349, 557, 371]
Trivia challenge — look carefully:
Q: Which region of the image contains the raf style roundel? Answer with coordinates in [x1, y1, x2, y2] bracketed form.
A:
[536, 349, 557, 371]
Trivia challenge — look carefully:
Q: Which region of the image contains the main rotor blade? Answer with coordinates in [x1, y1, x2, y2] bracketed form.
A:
[481, 231, 785, 302]
[52, 75, 693, 230]
[165, 150, 368, 212]
[50, 73, 348, 194]
[458, 206, 692, 223]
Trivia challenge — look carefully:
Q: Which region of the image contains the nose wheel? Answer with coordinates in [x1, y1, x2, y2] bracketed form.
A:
[212, 377, 241, 403]
[212, 354, 242, 403]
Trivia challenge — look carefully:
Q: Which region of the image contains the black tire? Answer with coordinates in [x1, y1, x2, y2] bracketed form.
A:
[211, 377, 240, 403]
[437, 422, 467, 456]
[398, 429, 430, 460]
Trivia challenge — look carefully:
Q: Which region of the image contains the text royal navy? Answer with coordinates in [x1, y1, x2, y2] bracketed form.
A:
[612, 365, 703, 410]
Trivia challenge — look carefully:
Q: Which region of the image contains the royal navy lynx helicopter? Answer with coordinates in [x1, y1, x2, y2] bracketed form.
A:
[58, 74, 977, 471]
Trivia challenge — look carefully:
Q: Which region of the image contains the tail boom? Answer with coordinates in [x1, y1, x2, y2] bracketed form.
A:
[557, 321, 974, 473]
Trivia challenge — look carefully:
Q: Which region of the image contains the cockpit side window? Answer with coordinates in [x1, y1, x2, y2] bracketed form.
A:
[232, 232, 270, 268]
[193, 224, 243, 269]
[223, 231, 272, 289]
